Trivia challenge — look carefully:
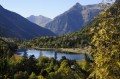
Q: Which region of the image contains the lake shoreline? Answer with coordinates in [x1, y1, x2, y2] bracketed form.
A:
[34, 46, 91, 54]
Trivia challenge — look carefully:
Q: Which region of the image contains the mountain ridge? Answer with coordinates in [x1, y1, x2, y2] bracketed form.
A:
[0, 5, 55, 40]
[45, 3, 107, 35]
[27, 15, 52, 27]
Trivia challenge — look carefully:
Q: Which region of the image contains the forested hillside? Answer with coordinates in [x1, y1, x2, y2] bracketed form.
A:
[0, 38, 93, 79]
[88, 0, 120, 78]
[23, 1, 120, 78]
[0, 0, 120, 79]
[22, 15, 99, 48]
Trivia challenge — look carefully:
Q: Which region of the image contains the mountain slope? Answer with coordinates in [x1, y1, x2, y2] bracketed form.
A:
[27, 15, 52, 27]
[45, 3, 106, 35]
[23, 3, 112, 48]
[88, 1, 120, 78]
[0, 5, 55, 40]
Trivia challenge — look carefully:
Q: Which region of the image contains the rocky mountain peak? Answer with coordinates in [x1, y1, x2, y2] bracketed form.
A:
[72, 2, 82, 9]
[0, 5, 4, 10]
[45, 3, 105, 35]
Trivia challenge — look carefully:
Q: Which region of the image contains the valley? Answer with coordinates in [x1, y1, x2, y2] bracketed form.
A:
[0, 0, 120, 79]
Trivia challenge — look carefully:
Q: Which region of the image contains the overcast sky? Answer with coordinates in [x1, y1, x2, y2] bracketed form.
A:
[0, 0, 101, 19]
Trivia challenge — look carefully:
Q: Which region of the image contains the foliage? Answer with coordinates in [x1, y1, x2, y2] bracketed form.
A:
[29, 72, 38, 79]
[14, 71, 29, 79]
[1, 1, 120, 79]
[89, 1, 120, 79]
[0, 38, 92, 79]
[7, 55, 92, 79]
[0, 38, 18, 78]
[22, 30, 91, 48]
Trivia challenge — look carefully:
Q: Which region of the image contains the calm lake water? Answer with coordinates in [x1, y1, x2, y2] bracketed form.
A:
[17, 49, 85, 60]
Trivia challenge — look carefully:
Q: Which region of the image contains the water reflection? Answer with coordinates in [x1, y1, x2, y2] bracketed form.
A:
[17, 49, 85, 60]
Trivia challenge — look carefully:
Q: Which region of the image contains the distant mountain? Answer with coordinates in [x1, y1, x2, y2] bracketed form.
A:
[27, 15, 52, 27]
[45, 3, 108, 35]
[24, 2, 115, 48]
[0, 5, 55, 40]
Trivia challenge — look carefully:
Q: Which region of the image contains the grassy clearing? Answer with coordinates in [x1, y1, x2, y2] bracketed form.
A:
[59, 47, 91, 54]
[37, 46, 91, 54]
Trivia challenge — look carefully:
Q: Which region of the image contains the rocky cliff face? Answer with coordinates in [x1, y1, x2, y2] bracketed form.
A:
[45, 3, 106, 35]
